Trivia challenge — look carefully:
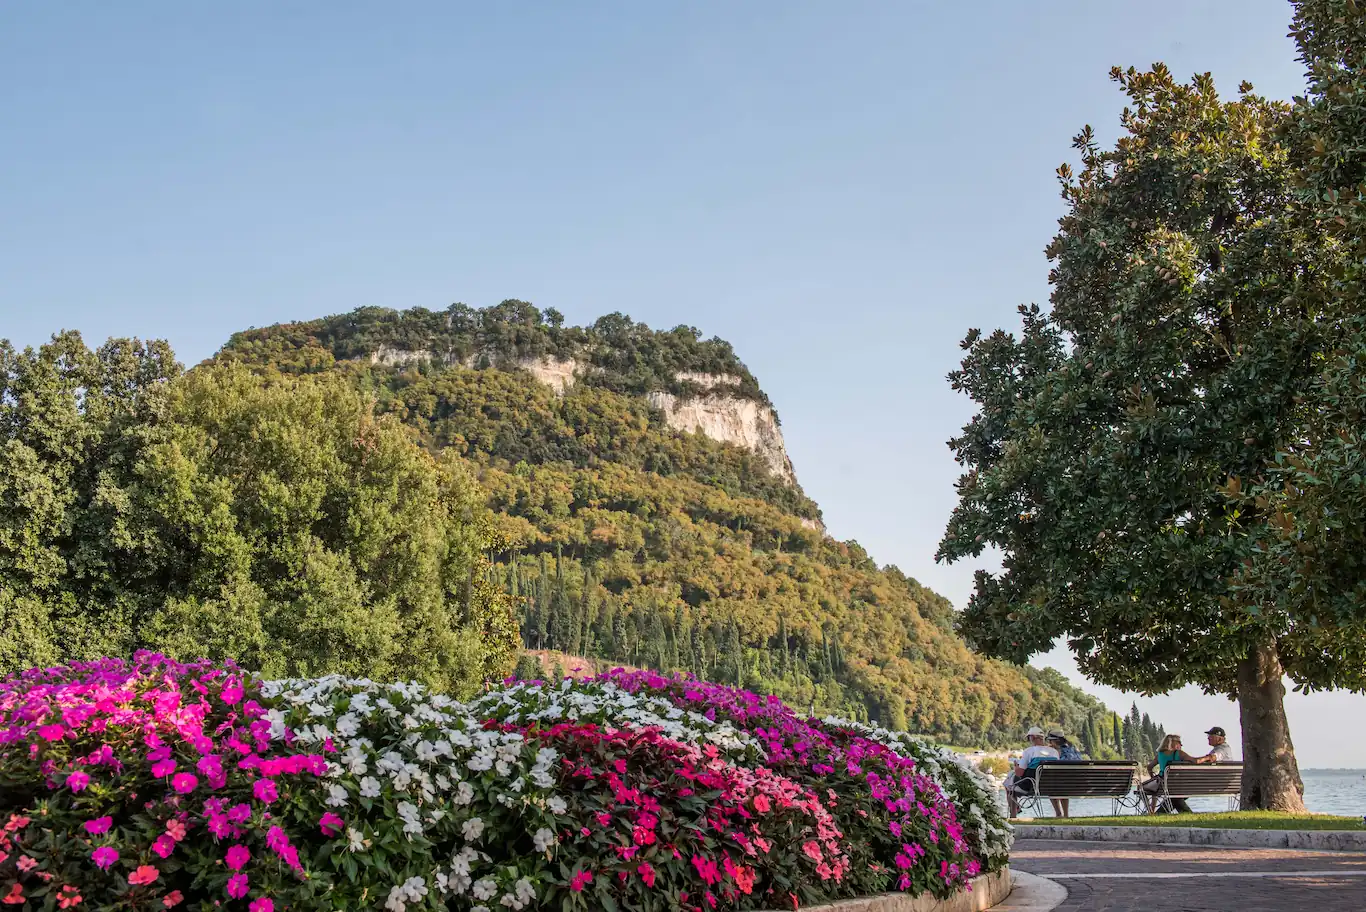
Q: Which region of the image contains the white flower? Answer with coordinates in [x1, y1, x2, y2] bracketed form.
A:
[532, 827, 556, 852]
[461, 816, 485, 841]
[308, 701, 333, 718]
[334, 713, 360, 738]
[359, 776, 382, 798]
[266, 708, 288, 740]
[546, 796, 567, 815]
[384, 886, 406, 912]
[397, 801, 424, 836]
[326, 783, 349, 807]
[472, 878, 497, 901]
[454, 781, 475, 806]
[347, 827, 366, 852]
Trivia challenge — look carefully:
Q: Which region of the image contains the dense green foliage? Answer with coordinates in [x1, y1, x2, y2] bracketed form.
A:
[219, 300, 773, 405]
[213, 303, 1121, 748]
[1228, 1, 1366, 672]
[0, 333, 517, 692]
[938, 24, 1366, 809]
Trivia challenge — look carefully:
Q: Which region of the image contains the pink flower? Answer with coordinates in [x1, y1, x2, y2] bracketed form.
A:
[16, 856, 37, 873]
[56, 885, 82, 909]
[253, 779, 278, 804]
[84, 816, 113, 836]
[171, 773, 198, 794]
[162, 891, 184, 908]
[128, 865, 159, 886]
[249, 899, 273, 912]
[151, 760, 176, 779]
[225, 845, 250, 871]
[265, 826, 288, 852]
[165, 819, 187, 842]
[569, 870, 593, 893]
[802, 841, 823, 862]
[91, 847, 119, 869]
[152, 835, 175, 859]
[66, 771, 90, 792]
[3, 884, 24, 905]
[318, 813, 344, 836]
[226, 875, 249, 899]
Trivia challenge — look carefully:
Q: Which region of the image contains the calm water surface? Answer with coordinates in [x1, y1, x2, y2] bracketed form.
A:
[1009, 768, 1366, 819]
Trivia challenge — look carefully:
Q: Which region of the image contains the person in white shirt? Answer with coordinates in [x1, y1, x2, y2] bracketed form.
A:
[1004, 726, 1059, 817]
[1194, 726, 1235, 764]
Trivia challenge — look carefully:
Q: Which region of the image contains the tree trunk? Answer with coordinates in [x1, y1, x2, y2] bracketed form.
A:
[1236, 639, 1306, 812]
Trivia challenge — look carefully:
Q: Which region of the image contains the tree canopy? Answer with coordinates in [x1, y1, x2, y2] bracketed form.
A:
[0, 334, 517, 694]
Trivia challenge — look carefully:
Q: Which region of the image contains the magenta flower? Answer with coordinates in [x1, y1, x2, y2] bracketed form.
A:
[252, 778, 278, 804]
[84, 816, 113, 835]
[248, 899, 273, 912]
[226, 875, 249, 899]
[227, 803, 251, 824]
[38, 724, 65, 742]
[171, 773, 198, 794]
[569, 870, 593, 892]
[91, 846, 119, 869]
[225, 845, 250, 871]
[265, 826, 288, 852]
[220, 679, 244, 705]
[66, 770, 91, 792]
[318, 812, 344, 836]
[150, 759, 176, 778]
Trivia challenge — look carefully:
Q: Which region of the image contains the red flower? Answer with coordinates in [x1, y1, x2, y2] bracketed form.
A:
[162, 891, 184, 908]
[638, 863, 656, 888]
[128, 866, 160, 886]
[2, 885, 24, 905]
[569, 870, 594, 892]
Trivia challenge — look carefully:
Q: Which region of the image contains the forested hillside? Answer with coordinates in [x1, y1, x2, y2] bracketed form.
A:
[213, 301, 1123, 747]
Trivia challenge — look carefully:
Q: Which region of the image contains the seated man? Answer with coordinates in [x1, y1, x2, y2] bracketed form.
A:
[1044, 730, 1083, 818]
[1004, 726, 1058, 817]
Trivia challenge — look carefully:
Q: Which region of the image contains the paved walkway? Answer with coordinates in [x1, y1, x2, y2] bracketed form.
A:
[1011, 839, 1366, 911]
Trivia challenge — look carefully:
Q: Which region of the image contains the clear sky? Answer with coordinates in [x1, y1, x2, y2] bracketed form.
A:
[4, 1, 1362, 766]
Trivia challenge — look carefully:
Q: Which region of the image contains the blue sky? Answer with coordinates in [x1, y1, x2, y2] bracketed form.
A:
[5, 1, 1362, 766]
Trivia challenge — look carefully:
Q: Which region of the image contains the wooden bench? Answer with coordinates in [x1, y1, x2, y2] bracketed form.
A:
[1013, 761, 1141, 816]
[1148, 762, 1243, 812]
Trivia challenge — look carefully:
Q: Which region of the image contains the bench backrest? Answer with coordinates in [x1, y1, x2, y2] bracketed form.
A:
[1033, 761, 1137, 798]
[1162, 762, 1242, 797]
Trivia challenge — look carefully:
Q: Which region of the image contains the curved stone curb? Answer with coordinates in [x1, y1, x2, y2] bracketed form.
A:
[789, 869, 1014, 911]
[1014, 824, 1366, 853]
[990, 871, 1067, 912]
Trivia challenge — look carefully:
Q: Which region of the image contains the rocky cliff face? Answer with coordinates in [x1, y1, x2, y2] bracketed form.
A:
[646, 382, 796, 485]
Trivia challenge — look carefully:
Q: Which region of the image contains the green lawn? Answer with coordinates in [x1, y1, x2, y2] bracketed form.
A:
[1012, 811, 1365, 831]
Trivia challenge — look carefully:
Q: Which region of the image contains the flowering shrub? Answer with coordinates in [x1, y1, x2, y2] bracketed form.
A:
[2, 658, 1008, 911]
[473, 672, 1010, 899]
[0, 654, 333, 912]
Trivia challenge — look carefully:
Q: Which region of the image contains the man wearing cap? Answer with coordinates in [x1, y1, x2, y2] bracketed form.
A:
[1194, 727, 1234, 764]
[1004, 726, 1059, 817]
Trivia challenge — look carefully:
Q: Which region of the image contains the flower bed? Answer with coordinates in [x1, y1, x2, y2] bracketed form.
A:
[0, 655, 1009, 911]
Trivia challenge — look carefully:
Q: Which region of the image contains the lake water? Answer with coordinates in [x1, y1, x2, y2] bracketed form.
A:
[1009, 768, 1366, 819]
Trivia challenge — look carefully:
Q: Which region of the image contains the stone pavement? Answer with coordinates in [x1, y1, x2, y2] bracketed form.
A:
[1010, 839, 1366, 911]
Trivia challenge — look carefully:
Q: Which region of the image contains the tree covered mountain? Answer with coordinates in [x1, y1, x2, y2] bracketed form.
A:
[213, 301, 1124, 748]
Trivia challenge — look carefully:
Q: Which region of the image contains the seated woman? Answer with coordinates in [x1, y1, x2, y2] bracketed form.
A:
[1043, 730, 1083, 818]
[1139, 734, 1194, 813]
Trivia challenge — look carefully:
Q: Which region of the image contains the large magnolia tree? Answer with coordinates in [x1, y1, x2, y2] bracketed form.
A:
[938, 65, 1358, 810]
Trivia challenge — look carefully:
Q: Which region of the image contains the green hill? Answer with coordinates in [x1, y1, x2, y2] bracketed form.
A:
[214, 300, 1126, 749]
